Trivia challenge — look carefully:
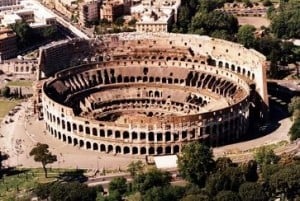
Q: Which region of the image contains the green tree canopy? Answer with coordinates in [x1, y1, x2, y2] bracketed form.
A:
[269, 164, 300, 200]
[190, 10, 238, 37]
[242, 160, 258, 182]
[215, 190, 241, 201]
[10, 21, 32, 46]
[206, 167, 245, 195]
[142, 186, 185, 201]
[178, 142, 215, 186]
[108, 177, 127, 196]
[127, 160, 144, 177]
[237, 25, 256, 48]
[54, 182, 97, 201]
[238, 182, 267, 201]
[29, 143, 57, 178]
[1, 86, 10, 98]
[289, 118, 300, 141]
[132, 168, 171, 193]
[271, 8, 300, 38]
[215, 157, 233, 172]
[254, 146, 280, 166]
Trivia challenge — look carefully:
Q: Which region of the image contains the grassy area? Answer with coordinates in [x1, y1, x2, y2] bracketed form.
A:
[0, 168, 80, 200]
[6, 80, 33, 87]
[0, 99, 20, 120]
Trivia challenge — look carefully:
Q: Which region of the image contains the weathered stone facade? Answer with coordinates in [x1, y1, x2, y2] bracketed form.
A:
[41, 33, 268, 156]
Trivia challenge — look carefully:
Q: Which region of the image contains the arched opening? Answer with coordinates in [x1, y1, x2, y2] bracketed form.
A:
[123, 131, 129, 139]
[141, 147, 146, 155]
[79, 125, 83, 132]
[100, 129, 105, 137]
[108, 145, 113, 153]
[124, 146, 130, 154]
[165, 132, 171, 141]
[166, 146, 171, 154]
[86, 127, 90, 135]
[79, 140, 84, 147]
[173, 145, 180, 154]
[86, 141, 91, 149]
[92, 128, 97, 136]
[67, 122, 71, 132]
[116, 146, 121, 153]
[157, 147, 163, 155]
[156, 133, 161, 141]
[218, 61, 223, 68]
[231, 64, 235, 72]
[154, 91, 160, 97]
[115, 130, 121, 138]
[67, 136, 72, 144]
[73, 138, 78, 146]
[148, 132, 154, 141]
[62, 134, 66, 142]
[100, 144, 106, 152]
[132, 147, 138, 154]
[149, 147, 155, 155]
[93, 143, 98, 150]
[132, 132, 137, 140]
[72, 123, 77, 131]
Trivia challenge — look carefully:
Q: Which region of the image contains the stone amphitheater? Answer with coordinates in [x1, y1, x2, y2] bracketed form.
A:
[40, 33, 268, 156]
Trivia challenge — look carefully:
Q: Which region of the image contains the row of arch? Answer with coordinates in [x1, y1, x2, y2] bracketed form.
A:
[46, 124, 181, 155]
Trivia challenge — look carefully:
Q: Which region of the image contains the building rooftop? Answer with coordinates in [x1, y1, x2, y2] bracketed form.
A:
[0, 28, 16, 40]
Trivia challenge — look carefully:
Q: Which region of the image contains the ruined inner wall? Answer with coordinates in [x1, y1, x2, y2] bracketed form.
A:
[40, 33, 267, 156]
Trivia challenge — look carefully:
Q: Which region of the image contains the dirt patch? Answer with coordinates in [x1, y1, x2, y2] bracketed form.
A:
[238, 17, 270, 28]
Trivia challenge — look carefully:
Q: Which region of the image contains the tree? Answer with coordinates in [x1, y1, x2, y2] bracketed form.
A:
[215, 157, 233, 172]
[242, 160, 258, 182]
[239, 182, 267, 201]
[127, 160, 144, 177]
[34, 182, 53, 199]
[206, 167, 245, 196]
[190, 10, 238, 37]
[176, 5, 191, 33]
[132, 168, 171, 193]
[271, 8, 300, 38]
[29, 143, 57, 178]
[215, 191, 241, 201]
[42, 26, 57, 39]
[142, 186, 185, 201]
[181, 194, 211, 201]
[177, 142, 215, 186]
[49, 181, 98, 201]
[288, 96, 300, 116]
[114, 16, 125, 27]
[289, 118, 300, 141]
[108, 177, 127, 196]
[1, 86, 10, 98]
[237, 25, 256, 48]
[269, 164, 300, 200]
[10, 21, 32, 46]
[128, 18, 137, 26]
[254, 146, 280, 166]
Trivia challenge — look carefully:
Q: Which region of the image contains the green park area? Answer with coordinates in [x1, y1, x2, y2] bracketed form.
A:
[6, 80, 33, 87]
[0, 168, 81, 201]
[0, 100, 20, 120]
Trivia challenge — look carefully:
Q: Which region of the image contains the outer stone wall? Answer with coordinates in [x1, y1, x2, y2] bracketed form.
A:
[40, 33, 268, 156]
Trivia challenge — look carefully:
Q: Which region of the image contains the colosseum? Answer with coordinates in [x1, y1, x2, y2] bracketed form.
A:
[39, 33, 268, 156]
